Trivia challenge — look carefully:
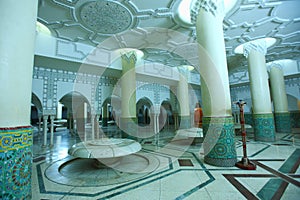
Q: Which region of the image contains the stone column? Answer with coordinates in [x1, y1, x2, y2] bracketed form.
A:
[269, 64, 292, 133]
[120, 52, 137, 138]
[42, 115, 49, 147]
[75, 102, 86, 141]
[94, 114, 100, 139]
[177, 67, 191, 129]
[244, 41, 275, 141]
[56, 102, 63, 119]
[68, 111, 74, 134]
[102, 103, 108, 127]
[191, 0, 237, 166]
[49, 115, 55, 147]
[38, 114, 42, 135]
[91, 114, 95, 140]
[0, 1, 38, 198]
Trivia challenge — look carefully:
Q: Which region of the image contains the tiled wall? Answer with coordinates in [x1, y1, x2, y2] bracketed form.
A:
[244, 111, 300, 128]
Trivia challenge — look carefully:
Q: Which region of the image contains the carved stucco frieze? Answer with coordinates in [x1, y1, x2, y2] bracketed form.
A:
[267, 63, 283, 72]
[243, 40, 267, 58]
[190, 0, 225, 24]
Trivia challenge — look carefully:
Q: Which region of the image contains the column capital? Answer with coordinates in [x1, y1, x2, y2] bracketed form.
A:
[190, 0, 225, 24]
[268, 63, 283, 72]
[121, 51, 137, 65]
[153, 104, 161, 115]
[243, 40, 267, 58]
[177, 66, 189, 78]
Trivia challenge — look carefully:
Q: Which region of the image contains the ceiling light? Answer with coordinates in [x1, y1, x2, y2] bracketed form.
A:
[36, 21, 51, 36]
[178, 65, 195, 71]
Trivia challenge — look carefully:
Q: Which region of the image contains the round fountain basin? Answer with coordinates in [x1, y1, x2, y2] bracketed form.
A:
[68, 138, 142, 159]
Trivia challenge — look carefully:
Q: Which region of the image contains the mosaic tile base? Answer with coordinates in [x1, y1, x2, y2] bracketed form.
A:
[274, 112, 292, 133]
[202, 116, 237, 167]
[0, 126, 33, 200]
[290, 111, 300, 128]
[253, 113, 276, 142]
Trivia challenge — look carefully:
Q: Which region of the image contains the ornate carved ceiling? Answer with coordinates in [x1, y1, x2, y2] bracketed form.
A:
[37, 0, 300, 74]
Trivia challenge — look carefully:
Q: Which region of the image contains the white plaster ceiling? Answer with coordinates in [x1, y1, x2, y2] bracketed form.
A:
[37, 0, 300, 74]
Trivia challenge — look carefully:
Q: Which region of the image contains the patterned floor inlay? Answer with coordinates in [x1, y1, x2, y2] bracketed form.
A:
[33, 156, 46, 162]
[178, 159, 194, 167]
[32, 127, 300, 199]
[223, 149, 300, 200]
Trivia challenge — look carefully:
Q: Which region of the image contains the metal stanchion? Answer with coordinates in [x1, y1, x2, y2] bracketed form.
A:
[234, 100, 256, 170]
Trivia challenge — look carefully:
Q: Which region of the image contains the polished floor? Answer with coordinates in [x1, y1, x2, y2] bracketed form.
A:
[31, 125, 300, 200]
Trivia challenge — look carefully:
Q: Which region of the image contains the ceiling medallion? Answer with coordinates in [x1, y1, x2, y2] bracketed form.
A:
[79, 0, 133, 35]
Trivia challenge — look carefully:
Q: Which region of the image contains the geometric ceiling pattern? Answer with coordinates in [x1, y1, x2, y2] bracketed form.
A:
[38, 0, 300, 73]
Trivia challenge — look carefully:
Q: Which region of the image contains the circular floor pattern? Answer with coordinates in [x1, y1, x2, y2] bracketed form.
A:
[45, 152, 160, 187]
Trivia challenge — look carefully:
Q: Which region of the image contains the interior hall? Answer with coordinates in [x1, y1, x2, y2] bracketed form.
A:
[0, 0, 299, 199]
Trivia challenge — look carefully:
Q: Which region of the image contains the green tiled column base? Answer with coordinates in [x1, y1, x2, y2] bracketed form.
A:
[290, 111, 300, 128]
[253, 113, 275, 142]
[274, 112, 292, 133]
[202, 116, 237, 167]
[179, 115, 191, 129]
[244, 113, 254, 126]
[0, 126, 33, 200]
[119, 117, 138, 139]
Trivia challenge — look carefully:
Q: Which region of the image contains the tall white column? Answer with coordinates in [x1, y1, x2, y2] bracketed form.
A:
[269, 64, 291, 133]
[269, 65, 288, 112]
[120, 52, 137, 138]
[0, 1, 37, 127]
[95, 114, 100, 139]
[76, 103, 86, 141]
[42, 115, 48, 147]
[192, 1, 232, 117]
[191, 0, 236, 167]
[91, 114, 95, 140]
[244, 40, 275, 141]
[49, 115, 55, 147]
[121, 52, 137, 119]
[102, 103, 108, 127]
[38, 114, 42, 135]
[177, 67, 191, 129]
[56, 102, 63, 119]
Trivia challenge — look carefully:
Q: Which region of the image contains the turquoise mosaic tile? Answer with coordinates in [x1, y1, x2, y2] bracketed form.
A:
[274, 112, 292, 133]
[0, 126, 33, 200]
[202, 116, 237, 167]
[253, 113, 276, 142]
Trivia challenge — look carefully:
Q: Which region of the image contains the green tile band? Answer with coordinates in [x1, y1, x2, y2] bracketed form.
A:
[274, 112, 292, 133]
[244, 113, 254, 126]
[253, 113, 275, 142]
[290, 111, 300, 128]
[202, 116, 237, 167]
[0, 126, 33, 200]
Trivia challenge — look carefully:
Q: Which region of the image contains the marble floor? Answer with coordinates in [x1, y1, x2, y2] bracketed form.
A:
[31, 125, 300, 200]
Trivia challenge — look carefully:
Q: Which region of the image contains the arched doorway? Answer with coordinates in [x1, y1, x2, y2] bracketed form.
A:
[59, 92, 91, 139]
[136, 97, 153, 126]
[160, 100, 174, 131]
